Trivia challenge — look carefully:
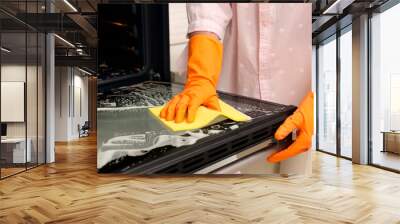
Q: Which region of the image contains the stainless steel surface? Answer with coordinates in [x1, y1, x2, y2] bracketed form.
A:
[194, 139, 274, 174]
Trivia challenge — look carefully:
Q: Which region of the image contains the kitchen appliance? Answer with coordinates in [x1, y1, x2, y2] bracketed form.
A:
[97, 82, 295, 174]
[97, 4, 170, 92]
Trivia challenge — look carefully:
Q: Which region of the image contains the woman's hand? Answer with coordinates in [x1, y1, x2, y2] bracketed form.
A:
[159, 33, 223, 123]
[160, 80, 220, 123]
[267, 92, 314, 163]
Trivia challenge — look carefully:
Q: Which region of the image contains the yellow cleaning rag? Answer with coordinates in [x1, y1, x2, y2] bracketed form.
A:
[149, 100, 251, 132]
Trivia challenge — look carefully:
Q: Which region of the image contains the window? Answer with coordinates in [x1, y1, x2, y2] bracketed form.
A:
[316, 25, 353, 159]
[317, 36, 337, 155]
[370, 3, 400, 171]
[339, 27, 352, 158]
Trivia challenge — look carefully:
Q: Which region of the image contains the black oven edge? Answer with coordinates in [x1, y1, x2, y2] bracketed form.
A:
[119, 107, 296, 174]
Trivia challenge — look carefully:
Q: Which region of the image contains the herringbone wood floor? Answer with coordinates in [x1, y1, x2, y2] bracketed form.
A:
[1, 134, 400, 224]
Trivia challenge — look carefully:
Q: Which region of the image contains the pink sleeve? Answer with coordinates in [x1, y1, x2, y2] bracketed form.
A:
[187, 3, 232, 40]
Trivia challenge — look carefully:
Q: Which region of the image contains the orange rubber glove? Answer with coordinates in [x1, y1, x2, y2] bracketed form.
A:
[267, 92, 314, 163]
[160, 34, 223, 123]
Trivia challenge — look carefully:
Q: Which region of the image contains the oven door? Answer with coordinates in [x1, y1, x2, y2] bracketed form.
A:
[195, 139, 282, 174]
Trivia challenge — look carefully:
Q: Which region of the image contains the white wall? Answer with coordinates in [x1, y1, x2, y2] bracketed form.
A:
[55, 66, 69, 141]
[54, 67, 89, 141]
[72, 73, 89, 138]
[1, 65, 27, 138]
[1, 82, 24, 122]
[1, 65, 26, 82]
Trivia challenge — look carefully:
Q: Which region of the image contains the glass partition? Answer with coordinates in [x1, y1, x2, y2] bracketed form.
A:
[0, 1, 46, 179]
[1, 31, 28, 178]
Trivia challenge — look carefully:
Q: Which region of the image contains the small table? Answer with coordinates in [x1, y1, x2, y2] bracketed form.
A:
[381, 131, 400, 154]
[1, 138, 32, 164]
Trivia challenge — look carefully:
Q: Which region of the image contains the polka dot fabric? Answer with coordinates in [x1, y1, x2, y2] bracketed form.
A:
[186, 3, 312, 106]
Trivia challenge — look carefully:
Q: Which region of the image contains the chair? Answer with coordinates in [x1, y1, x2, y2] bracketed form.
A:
[79, 121, 90, 138]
